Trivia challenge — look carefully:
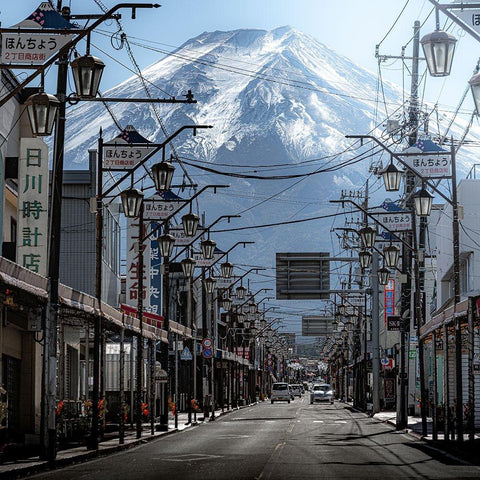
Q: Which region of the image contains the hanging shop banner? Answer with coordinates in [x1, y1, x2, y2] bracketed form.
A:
[17, 137, 49, 276]
[372, 199, 412, 232]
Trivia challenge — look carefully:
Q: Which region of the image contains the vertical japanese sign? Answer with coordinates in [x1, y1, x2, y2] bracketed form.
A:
[384, 279, 395, 325]
[147, 222, 162, 316]
[126, 219, 164, 315]
[126, 217, 151, 311]
[17, 138, 49, 275]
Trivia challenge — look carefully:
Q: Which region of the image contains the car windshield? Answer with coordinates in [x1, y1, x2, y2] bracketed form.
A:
[273, 383, 288, 390]
[313, 385, 331, 392]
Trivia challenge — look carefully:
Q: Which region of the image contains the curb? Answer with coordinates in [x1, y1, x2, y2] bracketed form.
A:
[0, 403, 260, 479]
[0, 428, 179, 480]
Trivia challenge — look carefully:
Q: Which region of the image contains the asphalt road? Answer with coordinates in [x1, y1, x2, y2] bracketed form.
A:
[29, 397, 480, 480]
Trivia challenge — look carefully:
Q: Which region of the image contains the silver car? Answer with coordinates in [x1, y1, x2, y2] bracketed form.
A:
[310, 383, 334, 404]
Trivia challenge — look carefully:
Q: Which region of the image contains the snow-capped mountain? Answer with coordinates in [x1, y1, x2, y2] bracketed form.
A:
[61, 26, 478, 272]
[65, 26, 394, 170]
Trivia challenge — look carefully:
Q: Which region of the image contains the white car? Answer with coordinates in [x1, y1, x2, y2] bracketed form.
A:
[290, 384, 303, 397]
[310, 383, 334, 404]
[270, 382, 291, 403]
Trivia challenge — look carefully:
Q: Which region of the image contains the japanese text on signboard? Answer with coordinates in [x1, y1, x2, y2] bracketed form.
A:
[17, 138, 49, 275]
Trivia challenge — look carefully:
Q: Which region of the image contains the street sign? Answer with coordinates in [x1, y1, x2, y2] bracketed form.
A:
[202, 348, 213, 359]
[371, 200, 412, 232]
[276, 252, 330, 300]
[202, 338, 212, 348]
[102, 125, 155, 169]
[143, 197, 187, 220]
[387, 315, 401, 331]
[409, 349, 417, 359]
[1, 32, 76, 65]
[302, 315, 333, 336]
[180, 346, 193, 361]
[456, 9, 480, 35]
[192, 251, 223, 267]
[170, 226, 204, 246]
[400, 138, 451, 178]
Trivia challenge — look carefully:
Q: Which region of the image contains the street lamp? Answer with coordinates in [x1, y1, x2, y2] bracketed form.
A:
[358, 250, 372, 269]
[221, 297, 232, 311]
[358, 225, 376, 249]
[24, 92, 60, 136]
[421, 10, 456, 77]
[221, 261, 234, 279]
[182, 212, 200, 237]
[337, 303, 346, 316]
[377, 266, 390, 286]
[249, 302, 257, 315]
[158, 233, 176, 257]
[201, 238, 217, 260]
[413, 185, 434, 217]
[181, 256, 196, 278]
[151, 160, 175, 192]
[70, 54, 105, 99]
[468, 72, 480, 115]
[236, 285, 247, 300]
[383, 244, 400, 269]
[204, 276, 217, 295]
[120, 188, 144, 218]
[381, 161, 403, 192]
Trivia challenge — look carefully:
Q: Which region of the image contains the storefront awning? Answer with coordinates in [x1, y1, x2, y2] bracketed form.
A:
[420, 296, 469, 339]
[0, 257, 48, 299]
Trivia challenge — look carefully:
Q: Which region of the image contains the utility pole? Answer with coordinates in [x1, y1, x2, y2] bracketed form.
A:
[397, 20, 420, 430]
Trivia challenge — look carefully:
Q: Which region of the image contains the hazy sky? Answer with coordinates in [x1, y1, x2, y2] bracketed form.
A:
[1, 0, 479, 113]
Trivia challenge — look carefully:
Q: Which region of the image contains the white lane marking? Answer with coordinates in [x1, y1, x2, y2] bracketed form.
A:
[335, 420, 347, 423]
[313, 420, 324, 423]
[161, 453, 222, 462]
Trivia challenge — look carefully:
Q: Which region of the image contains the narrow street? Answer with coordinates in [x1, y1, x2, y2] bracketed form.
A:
[28, 400, 480, 480]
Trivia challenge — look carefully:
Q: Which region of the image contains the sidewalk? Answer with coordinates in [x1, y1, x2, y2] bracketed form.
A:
[371, 409, 480, 465]
[0, 406, 248, 480]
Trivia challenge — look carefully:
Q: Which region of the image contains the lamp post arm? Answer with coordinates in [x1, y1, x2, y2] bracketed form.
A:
[102, 125, 213, 198]
[330, 198, 414, 251]
[191, 242, 255, 283]
[345, 134, 453, 206]
[426, 0, 480, 45]
[0, 3, 160, 107]
[142, 184, 229, 242]
[169, 215, 241, 263]
[239, 288, 273, 308]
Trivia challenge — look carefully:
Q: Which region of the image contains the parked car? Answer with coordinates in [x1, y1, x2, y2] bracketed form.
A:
[290, 384, 303, 397]
[310, 383, 334, 404]
[271, 382, 291, 403]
